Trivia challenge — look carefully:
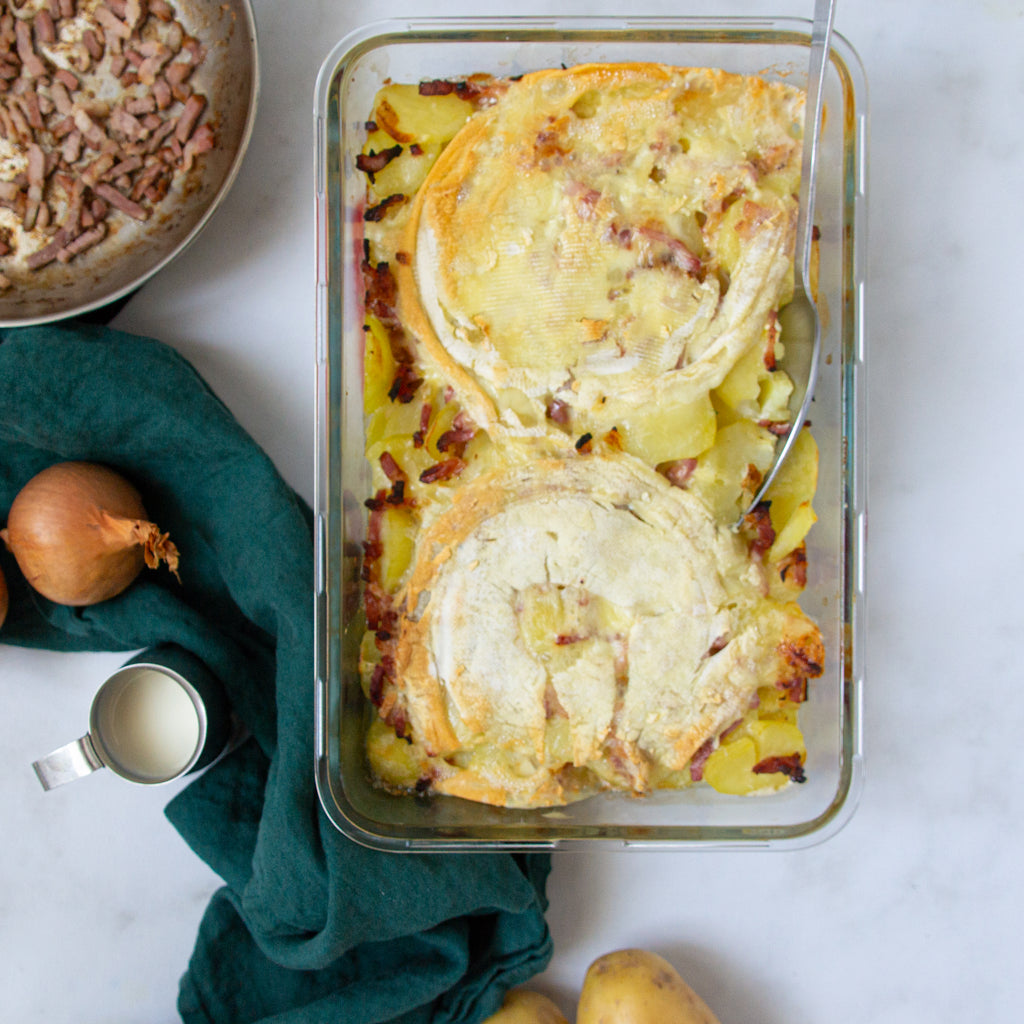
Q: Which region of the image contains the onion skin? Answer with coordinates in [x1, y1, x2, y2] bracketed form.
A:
[0, 462, 180, 607]
[0, 563, 8, 630]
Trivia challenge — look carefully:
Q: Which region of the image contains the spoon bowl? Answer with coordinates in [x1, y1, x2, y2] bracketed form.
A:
[739, 0, 836, 524]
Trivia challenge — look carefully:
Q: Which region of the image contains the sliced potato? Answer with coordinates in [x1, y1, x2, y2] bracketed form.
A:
[576, 949, 721, 1024]
[764, 426, 818, 529]
[363, 315, 396, 416]
[688, 420, 776, 520]
[366, 717, 428, 790]
[377, 506, 418, 592]
[374, 83, 474, 145]
[363, 129, 444, 199]
[616, 393, 717, 465]
[767, 501, 816, 564]
[703, 737, 782, 795]
[748, 718, 806, 763]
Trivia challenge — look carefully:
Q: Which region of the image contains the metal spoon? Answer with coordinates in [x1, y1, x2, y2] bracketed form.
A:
[739, 0, 837, 524]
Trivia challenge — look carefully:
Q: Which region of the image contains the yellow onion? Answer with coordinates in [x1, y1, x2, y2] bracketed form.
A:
[0, 462, 180, 607]
[0, 563, 8, 629]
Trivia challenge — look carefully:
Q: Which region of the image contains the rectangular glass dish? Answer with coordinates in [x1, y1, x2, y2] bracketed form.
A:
[314, 17, 867, 851]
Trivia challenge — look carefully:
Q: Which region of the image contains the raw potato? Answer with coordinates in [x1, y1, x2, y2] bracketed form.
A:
[482, 989, 570, 1024]
[576, 949, 721, 1024]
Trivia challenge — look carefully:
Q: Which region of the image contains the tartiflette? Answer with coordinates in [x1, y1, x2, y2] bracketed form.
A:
[356, 63, 824, 808]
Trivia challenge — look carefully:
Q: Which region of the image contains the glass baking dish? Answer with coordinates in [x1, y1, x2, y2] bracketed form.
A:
[314, 17, 867, 851]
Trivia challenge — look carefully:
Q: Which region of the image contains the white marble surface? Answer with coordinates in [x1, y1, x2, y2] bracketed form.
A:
[3, 1, 1023, 1021]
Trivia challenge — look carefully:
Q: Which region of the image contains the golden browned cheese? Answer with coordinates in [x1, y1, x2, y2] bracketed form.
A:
[359, 63, 823, 807]
[386, 453, 821, 808]
[396, 63, 803, 445]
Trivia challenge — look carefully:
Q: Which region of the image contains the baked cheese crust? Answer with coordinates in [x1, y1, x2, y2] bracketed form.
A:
[385, 453, 821, 808]
[396, 63, 803, 443]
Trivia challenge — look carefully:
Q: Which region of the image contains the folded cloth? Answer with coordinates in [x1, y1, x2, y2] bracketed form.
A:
[0, 323, 552, 1024]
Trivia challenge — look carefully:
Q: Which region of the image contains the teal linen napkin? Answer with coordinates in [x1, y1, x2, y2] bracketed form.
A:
[0, 323, 552, 1024]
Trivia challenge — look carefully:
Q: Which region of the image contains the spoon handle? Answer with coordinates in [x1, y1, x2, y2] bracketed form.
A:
[795, 0, 838, 285]
[736, 1, 836, 527]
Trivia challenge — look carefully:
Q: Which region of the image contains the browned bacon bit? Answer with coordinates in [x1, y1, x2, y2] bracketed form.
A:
[420, 458, 466, 484]
[602, 222, 634, 248]
[25, 229, 69, 269]
[23, 143, 47, 230]
[394, 250, 410, 265]
[637, 223, 704, 276]
[34, 10, 57, 44]
[95, 6, 131, 40]
[753, 753, 806, 783]
[744, 502, 775, 559]
[174, 92, 206, 144]
[764, 309, 779, 369]
[546, 397, 571, 425]
[379, 450, 407, 483]
[418, 79, 458, 96]
[356, 144, 402, 178]
[574, 432, 594, 453]
[436, 411, 476, 456]
[759, 419, 790, 437]
[368, 663, 388, 705]
[741, 462, 763, 494]
[665, 458, 697, 489]
[385, 480, 406, 506]
[82, 29, 104, 62]
[555, 634, 584, 646]
[780, 635, 824, 678]
[719, 718, 744, 742]
[364, 193, 407, 222]
[388, 362, 423, 403]
[57, 223, 106, 263]
[688, 738, 715, 782]
[777, 677, 808, 703]
[93, 182, 149, 221]
[706, 635, 729, 657]
[55, 67, 80, 91]
[15, 19, 47, 79]
[778, 544, 808, 588]
[412, 402, 432, 448]
[384, 703, 411, 740]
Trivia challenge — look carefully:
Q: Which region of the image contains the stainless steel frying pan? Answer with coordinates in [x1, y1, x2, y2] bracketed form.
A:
[0, 0, 259, 326]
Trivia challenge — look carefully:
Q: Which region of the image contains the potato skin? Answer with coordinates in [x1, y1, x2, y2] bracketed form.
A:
[576, 949, 721, 1024]
[482, 988, 570, 1024]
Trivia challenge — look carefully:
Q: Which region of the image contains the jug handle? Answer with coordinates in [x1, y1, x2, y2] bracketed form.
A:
[33, 735, 104, 791]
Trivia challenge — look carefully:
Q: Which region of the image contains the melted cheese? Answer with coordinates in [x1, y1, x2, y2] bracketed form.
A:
[396, 63, 804, 441]
[388, 453, 821, 808]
